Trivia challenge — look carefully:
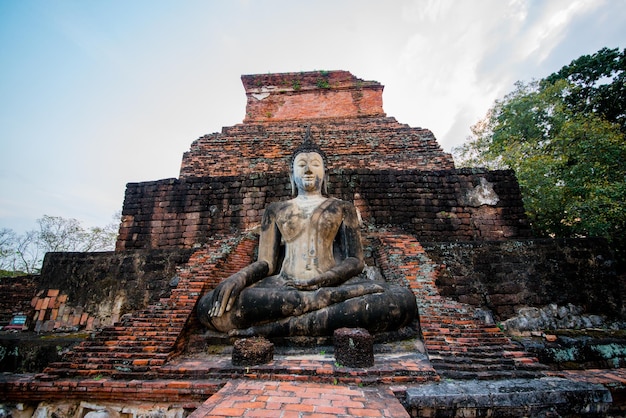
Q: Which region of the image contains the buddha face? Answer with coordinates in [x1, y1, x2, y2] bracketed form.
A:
[292, 152, 325, 194]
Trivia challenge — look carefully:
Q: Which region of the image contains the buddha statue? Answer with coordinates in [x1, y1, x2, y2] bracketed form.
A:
[197, 130, 417, 338]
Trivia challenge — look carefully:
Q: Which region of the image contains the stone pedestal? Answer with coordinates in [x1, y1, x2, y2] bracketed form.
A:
[333, 327, 374, 368]
[232, 337, 274, 366]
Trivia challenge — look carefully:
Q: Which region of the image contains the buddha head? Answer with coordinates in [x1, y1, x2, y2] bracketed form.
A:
[290, 128, 328, 196]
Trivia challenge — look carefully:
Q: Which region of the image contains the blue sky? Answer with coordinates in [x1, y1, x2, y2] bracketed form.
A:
[1, 0, 625, 234]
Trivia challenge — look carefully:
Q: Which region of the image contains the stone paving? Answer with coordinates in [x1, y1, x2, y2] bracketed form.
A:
[189, 380, 410, 418]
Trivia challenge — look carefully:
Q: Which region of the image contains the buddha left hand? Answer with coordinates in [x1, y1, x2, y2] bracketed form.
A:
[284, 278, 321, 291]
[284, 270, 340, 291]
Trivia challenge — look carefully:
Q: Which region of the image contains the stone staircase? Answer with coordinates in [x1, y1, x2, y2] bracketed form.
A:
[420, 308, 543, 379]
[42, 236, 257, 379]
[375, 231, 547, 379]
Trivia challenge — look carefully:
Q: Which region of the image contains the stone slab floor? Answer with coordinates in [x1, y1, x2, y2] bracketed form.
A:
[189, 380, 410, 418]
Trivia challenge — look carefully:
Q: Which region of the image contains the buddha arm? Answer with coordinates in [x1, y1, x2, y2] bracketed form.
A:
[257, 204, 281, 275]
[209, 206, 279, 317]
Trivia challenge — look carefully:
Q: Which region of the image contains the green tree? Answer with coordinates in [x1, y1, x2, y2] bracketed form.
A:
[454, 48, 626, 255]
[545, 47, 626, 133]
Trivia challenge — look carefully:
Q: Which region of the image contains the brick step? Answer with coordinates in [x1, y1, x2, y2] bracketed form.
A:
[63, 351, 171, 361]
[170, 286, 204, 292]
[428, 353, 546, 371]
[169, 293, 203, 300]
[58, 357, 168, 370]
[170, 283, 205, 289]
[121, 314, 189, 322]
[43, 367, 103, 378]
[425, 342, 514, 351]
[428, 354, 523, 364]
[426, 351, 524, 361]
[90, 339, 173, 346]
[115, 323, 185, 330]
[435, 368, 541, 380]
[107, 370, 161, 380]
[97, 339, 176, 347]
[98, 329, 181, 337]
[113, 320, 178, 328]
[427, 347, 528, 359]
[420, 321, 493, 329]
[424, 336, 512, 345]
[97, 334, 181, 342]
[166, 296, 200, 304]
[92, 334, 180, 342]
[430, 362, 517, 374]
[56, 361, 167, 372]
[115, 311, 190, 320]
[419, 310, 479, 316]
[44, 361, 99, 372]
[422, 331, 512, 340]
[429, 356, 516, 368]
[513, 362, 549, 372]
[425, 344, 520, 353]
[421, 315, 477, 321]
[50, 352, 169, 367]
[503, 350, 539, 359]
[45, 355, 167, 369]
[427, 341, 515, 349]
[72, 341, 171, 354]
[419, 310, 474, 317]
[421, 326, 504, 335]
[160, 296, 199, 304]
[43, 365, 162, 379]
[129, 311, 190, 319]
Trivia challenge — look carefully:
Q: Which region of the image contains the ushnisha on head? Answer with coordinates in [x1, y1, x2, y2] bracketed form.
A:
[290, 128, 329, 196]
[290, 126, 328, 167]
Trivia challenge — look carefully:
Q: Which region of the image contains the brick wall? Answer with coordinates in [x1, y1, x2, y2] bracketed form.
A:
[0, 275, 39, 326]
[37, 249, 194, 329]
[423, 238, 624, 320]
[116, 168, 531, 251]
[179, 117, 454, 178]
[241, 71, 385, 122]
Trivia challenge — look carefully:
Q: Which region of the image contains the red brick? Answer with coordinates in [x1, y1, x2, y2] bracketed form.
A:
[348, 408, 387, 417]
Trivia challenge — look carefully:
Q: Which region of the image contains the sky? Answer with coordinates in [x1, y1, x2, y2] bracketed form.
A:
[1, 0, 625, 235]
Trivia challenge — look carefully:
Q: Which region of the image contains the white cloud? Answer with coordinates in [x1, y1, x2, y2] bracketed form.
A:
[387, 0, 608, 150]
[516, 0, 601, 65]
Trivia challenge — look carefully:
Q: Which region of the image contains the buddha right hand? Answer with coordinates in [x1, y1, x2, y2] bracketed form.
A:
[208, 272, 247, 318]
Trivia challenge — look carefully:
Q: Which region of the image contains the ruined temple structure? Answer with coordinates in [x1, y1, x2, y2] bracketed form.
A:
[1, 71, 624, 416]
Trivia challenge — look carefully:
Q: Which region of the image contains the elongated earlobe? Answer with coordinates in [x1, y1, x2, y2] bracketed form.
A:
[322, 173, 329, 196]
[289, 173, 296, 196]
